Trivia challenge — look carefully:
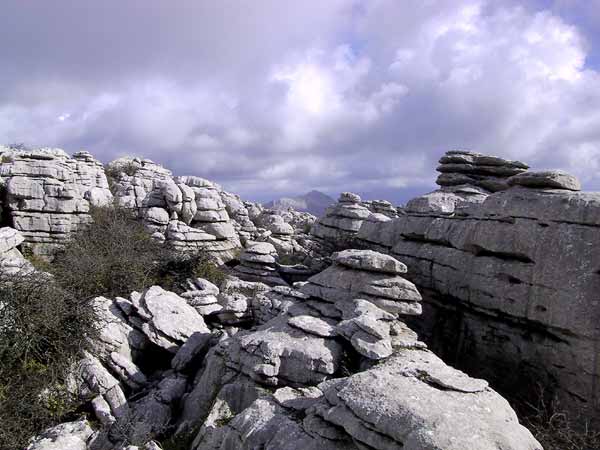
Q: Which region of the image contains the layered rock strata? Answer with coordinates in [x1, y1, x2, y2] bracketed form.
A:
[231, 242, 288, 286]
[0, 148, 113, 256]
[311, 192, 374, 248]
[405, 150, 529, 215]
[358, 158, 600, 423]
[177, 250, 540, 450]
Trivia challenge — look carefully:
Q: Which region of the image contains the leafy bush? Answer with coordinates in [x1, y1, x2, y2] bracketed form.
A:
[0, 271, 97, 449]
[1, 205, 225, 447]
[50, 206, 166, 300]
[49, 206, 225, 299]
[156, 251, 226, 292]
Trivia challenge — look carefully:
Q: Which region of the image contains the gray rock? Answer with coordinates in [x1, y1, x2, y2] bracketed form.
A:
[508, 170, 581, 191]
[288, 315, 337, 338]
[333, 249, 407, 274]
[26, 419, 93, 450]
[307, 349, 541, 450]
[131, 286, 210, 353]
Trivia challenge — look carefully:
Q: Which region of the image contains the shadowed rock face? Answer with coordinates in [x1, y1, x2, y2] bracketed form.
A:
[358, 158, 600, 424]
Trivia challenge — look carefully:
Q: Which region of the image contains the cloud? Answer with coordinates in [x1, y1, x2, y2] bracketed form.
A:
[0, 0, 600, 203]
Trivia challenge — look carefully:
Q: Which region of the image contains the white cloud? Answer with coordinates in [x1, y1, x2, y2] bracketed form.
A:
[1, 0, 600, 202]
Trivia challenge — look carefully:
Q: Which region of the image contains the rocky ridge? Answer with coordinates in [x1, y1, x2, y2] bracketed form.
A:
[357, 153, 600, 424]
[20, 249, 540, 450]
[3, 145, 594, 448]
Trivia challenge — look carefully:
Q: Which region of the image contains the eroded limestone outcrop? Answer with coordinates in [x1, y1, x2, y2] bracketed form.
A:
[405, 150, 529, 216]
[0, 148, 113, 257]
[175, 250, 540, 450]
[358, 158, 600, 424]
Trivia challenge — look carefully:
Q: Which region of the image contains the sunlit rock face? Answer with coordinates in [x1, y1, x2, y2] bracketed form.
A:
[108, 159, 243, 264]
[404, 150, 529, 216]
[176, 250, 541, 450]
[357, 152, 600, 424]
[310, 192, 375, 249]
[19, 147, 545, 450]
[0, 148, 113, 257]
[0, 226, 32, 274]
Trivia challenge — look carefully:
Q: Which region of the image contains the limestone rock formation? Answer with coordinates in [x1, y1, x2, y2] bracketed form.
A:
[26, 419, 94, 450]
[109, 160, 242, 264]
[311, 192, 373, 248]
[405, 150, 529, 216]
[176, 250, 540, 450]
[436, 150, 529, 191]
[358, 155, 599, 423]
[0, 148, 113, 257]
[0, 226, 32, 274]
[508, 169, 582, 191]
[232, 241, 288, 286]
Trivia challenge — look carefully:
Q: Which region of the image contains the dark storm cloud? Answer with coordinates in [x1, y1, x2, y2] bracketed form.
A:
[1, 0, 600, 204]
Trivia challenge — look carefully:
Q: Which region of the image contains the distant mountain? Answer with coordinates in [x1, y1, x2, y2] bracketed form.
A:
[265, 190, 335, 217]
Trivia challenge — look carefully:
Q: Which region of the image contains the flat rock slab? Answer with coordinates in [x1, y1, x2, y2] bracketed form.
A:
[245, 241, 278, 255]
[288, 315, 337, 338]
[333, 249, 407, 274]
[133, 286, 210, 352]
[508, 170, 581, 191]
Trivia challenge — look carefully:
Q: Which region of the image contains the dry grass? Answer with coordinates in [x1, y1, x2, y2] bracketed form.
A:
[519, 385, 600, 450]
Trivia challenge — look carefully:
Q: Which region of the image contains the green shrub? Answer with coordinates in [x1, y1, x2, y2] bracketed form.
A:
[0, 271, 96, 449]
[49, 206, 166, 300]
[154, 251, 226, 293]
[1, 204, 225, 447]
[104, 161, 139, 194]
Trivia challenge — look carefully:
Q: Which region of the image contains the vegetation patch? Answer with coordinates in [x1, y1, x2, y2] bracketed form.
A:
[0, 205, 224, 447]
[517, 385, 600, 450]
[0, 271, 97, 449]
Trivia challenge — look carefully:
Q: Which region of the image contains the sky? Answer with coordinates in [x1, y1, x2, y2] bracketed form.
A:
[1, 0, 600, 204]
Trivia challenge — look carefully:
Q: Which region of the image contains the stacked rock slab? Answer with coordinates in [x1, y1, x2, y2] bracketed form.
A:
[357, 156, 600, 424]
[405, 150, 529, 215]
[311, 192, 373, 249]
[0, 148, 113, 257]
[363, 199, 400, 218]
[232, 242, 288, 286]
[220, 191, 257, 244]
[109, 158, 242, 264]
[69, 285, 214, 448]
[178, 250, 541, 450]
[436, 150, 528, 192]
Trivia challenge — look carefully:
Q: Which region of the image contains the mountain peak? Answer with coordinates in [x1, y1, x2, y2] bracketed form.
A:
[265, 190, 335, 217]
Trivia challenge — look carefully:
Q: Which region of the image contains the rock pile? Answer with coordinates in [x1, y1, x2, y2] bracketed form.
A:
[0, 226, 32, 274]
[405, 150, 529, 215]
[67, 285, 214, 448]
[363, 199, 399, 217]
[232, 242, 287, 286]
[109, 159, 242, 263]
[220, 191, 257, 243]
[311, 192, 373, 247]
[357, 152, 600, 423]
[436, 150, 529, 191]
[177, 250, 541, 450]
[0, 148, 113, 257]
